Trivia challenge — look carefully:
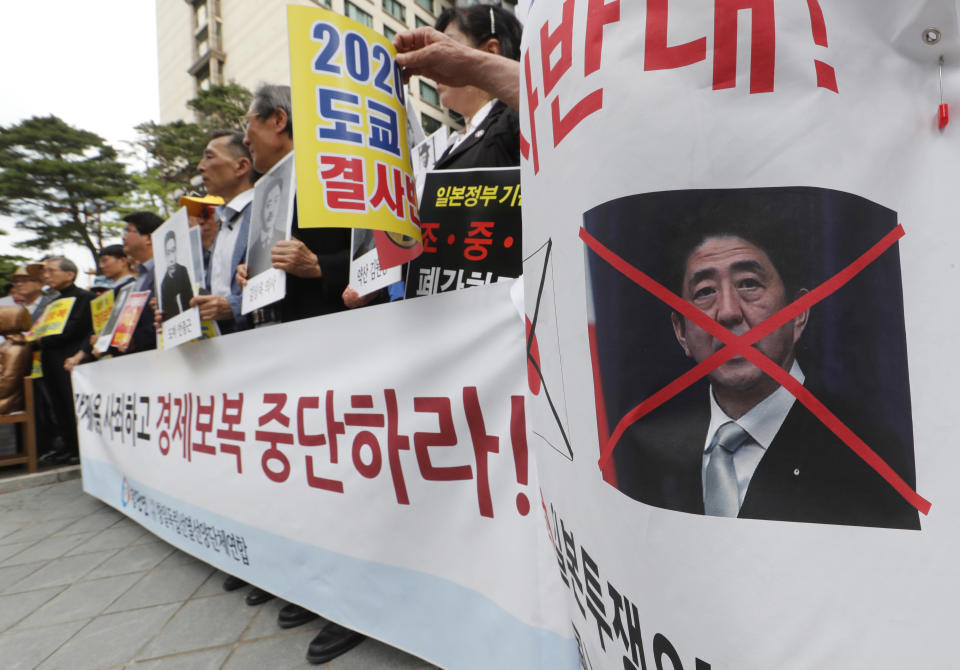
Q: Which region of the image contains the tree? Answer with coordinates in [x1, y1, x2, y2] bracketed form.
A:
[0, 116, 135, 265]
[0, 253, 31, 296]
[129, 83, 252, 215]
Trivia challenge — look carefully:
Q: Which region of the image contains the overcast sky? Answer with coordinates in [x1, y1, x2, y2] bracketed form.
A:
[0, 0, 160, 281]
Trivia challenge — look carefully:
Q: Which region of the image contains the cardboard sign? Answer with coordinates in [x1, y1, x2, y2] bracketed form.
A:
[288, 5, 421, 241]
[28, 297, 76, 339]
[406, 168, 521, 298]
[109, 291, 150, 351]
[90, 291, 114, 334]
[242, 152, 296, 314]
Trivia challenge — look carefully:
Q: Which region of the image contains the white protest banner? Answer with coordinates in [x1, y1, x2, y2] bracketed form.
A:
[73, 282, 577, 670]
[521, 1, 957, 668]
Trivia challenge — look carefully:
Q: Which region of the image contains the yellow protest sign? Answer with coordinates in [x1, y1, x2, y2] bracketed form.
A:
[91, 291, 115, 334]
[288, 5, 421, 240]
[28, 297, 76, 340]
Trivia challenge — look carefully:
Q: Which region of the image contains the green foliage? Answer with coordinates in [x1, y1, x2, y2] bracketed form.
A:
[130, 82, 253, 215]
[0, 253, 31, 296]
[0, 116, 134, 266]
[187, 82, 252, 131]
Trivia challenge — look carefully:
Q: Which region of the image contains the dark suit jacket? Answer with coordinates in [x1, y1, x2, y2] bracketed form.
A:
[38, 284, 93, 364]
[277, 201, 350, 324]
[614, 379, 920, 529]
[160, 263, 193, 318]
[433, 101, 520, 170]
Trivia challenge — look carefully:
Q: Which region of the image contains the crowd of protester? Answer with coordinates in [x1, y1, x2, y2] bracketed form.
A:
[3, 6, 524, 665]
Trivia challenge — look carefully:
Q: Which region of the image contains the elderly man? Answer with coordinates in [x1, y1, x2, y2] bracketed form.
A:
[36, 257, 93, 465]
[188, 130, 257, 333]
[235, 84, 359, 665]
[614, 212, 920, 530]
[237, 84, 350, 327]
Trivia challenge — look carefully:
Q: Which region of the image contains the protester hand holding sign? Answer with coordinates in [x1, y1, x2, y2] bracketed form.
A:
[393, 27, 519, 110]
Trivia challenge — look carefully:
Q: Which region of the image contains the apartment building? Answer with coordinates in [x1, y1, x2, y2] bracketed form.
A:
[155, 0, 462, 134]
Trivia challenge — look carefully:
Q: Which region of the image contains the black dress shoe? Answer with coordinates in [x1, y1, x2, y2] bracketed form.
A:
[278, 603, 319, 629]
[306, 622, 366, 665]
[223, 575, 247, 591]
[244, 587, 275, 606]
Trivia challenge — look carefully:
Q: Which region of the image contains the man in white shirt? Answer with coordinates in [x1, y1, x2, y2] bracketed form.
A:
[189, 130, 257, 333]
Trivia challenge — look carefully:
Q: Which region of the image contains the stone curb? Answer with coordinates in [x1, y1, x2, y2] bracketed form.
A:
[0, 465, 81, 494]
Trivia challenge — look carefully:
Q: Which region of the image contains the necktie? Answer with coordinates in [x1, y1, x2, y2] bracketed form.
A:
[704, 421, 751, 517]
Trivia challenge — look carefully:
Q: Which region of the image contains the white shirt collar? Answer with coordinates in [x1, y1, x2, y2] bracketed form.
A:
[705, 360, 805, 450]
[218, 188, 255, 229]
[449, 99, 497, 153]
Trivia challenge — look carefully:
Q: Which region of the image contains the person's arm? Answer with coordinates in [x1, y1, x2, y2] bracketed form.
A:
[393, 27, 520, 110]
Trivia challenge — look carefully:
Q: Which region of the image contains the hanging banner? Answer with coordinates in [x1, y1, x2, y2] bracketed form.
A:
[73, 282, 577, 670]
[288, 5, 421, 242]
[406, 168, 521, 298]
[520, 1, 956, 668]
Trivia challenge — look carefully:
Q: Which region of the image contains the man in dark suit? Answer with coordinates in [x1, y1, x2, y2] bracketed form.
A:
[36, 257, 93, 464]
[237, 83, 359, 664]
[615, 217, 920, 530]
[159, 230, 194, 320]
[119, 212, 162, 354]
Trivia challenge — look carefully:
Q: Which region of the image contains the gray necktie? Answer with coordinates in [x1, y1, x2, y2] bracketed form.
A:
[704, 421, 751, 517]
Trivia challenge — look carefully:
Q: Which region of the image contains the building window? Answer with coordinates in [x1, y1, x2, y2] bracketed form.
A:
[195, 63, 211, 92]
[382, 24, 397, 40]
[312, 0, 332, 6]
[421, 114, 442, 135]
[194, 1, 208, 30]
[419, 81, 440, 107]
[345, 1, 373, 27]
[415, 15, 431, 28]
[383, 0, 405, 23]
[415, 0, 433, 13]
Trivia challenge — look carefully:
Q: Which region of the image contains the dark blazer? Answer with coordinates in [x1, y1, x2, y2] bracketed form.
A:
[38, 284, 93, 363]
[279, 201, 350, 323]
[433, 101, 520, 170]
[160, 263, 194, 318]
[614, 379, 920, 530]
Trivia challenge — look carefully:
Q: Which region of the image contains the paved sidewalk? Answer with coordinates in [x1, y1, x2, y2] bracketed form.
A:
[0, 473, 441, 670]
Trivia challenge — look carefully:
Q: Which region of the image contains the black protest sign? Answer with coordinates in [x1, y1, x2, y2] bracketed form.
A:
[406, 168, 521, 298]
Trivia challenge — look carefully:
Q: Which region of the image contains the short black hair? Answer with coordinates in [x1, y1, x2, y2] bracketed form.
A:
[664, 192, 805, 300]
[435, 4, 523, 61]
[164, 230, 177, 247]
[122, 211, 164, 236]
[99, 244, 126, 261]
[209, 129, 261, 183]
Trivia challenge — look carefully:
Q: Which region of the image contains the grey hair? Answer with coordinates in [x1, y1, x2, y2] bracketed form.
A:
[49, 256, 78, 276]
[251, 84, 293, 137]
